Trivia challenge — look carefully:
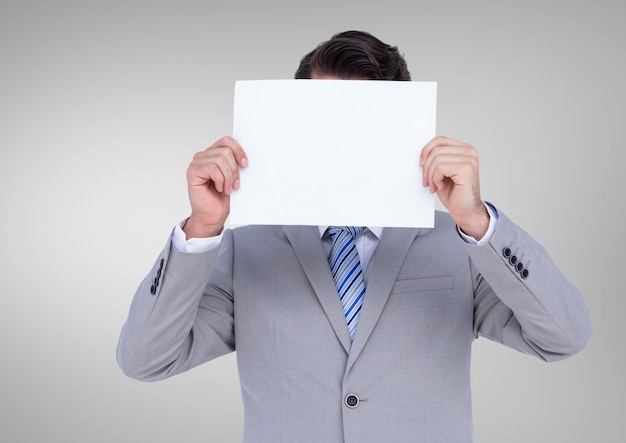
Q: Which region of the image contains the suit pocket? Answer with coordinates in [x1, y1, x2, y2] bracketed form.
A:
[391, 276, 455, 294]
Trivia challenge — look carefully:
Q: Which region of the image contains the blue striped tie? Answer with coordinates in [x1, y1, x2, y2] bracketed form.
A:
[327, 226, 366, 341]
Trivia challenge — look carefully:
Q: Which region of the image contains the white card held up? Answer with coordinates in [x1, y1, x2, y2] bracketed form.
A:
[230, 79, 437, 228]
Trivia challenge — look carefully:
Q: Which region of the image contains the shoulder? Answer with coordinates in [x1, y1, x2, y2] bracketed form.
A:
[423, 210, 460, 241]
[228, 224, 290, 239]
[404, 210, 468, 255]
[226, 225, 318, 248]
[434, 210, 457, 230]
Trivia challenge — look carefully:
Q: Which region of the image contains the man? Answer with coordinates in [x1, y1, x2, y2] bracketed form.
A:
[117, 31, 592, 442]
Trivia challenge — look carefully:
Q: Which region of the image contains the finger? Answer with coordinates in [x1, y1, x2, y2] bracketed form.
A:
[422, 145, 474, 189]
[205, 152, 239, 194]
[420, 136, 466, 188]
[426, 154, 473, 193]
[422, 145, 464, 191]
[205, 163, 227, 193]
[187, 153, 232, 195]
[432, 161, 466, 191]
[422, 145, 475, 170]
[419, 135, 465, 167]
[192, 143, 243, 194]
[187, 159, 223, 193]
[208, 148, 241, 193]
[211, 136, 248, 169]
[208, 137, 249, 192]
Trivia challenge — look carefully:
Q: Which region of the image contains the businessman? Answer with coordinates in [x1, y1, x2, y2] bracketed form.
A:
[117, 31, 592, 442]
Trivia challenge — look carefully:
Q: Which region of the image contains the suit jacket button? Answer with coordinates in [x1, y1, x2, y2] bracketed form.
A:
[515, 262, 524, 273]
[509, 255, 518, 265]
[150, 285, 157, 295]
[521, 268, 529, 279]
[502, 247, 512, 258]
[345, 394, 359, 408]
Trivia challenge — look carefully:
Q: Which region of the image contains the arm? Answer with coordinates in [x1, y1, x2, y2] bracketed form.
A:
[116, 232, 236, 380]
[420, 136, 592, 360]
[117, 136, 247, 380]
[469, 210, 592, 360]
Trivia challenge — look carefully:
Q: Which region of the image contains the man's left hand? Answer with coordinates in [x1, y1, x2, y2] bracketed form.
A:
[420, 135, 489, 239]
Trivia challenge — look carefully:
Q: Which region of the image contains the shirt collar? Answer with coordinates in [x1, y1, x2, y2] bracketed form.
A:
[318, 226, 383, 240]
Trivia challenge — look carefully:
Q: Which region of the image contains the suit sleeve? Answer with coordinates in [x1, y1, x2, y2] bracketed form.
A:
[468, 211, 592, 361]
[116, 229, 236, 381]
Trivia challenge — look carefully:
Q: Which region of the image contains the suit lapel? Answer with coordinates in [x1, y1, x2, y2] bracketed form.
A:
[345, 227, 421, 373]
[283, 226, 352, 353]
[282, 226, 423, 363]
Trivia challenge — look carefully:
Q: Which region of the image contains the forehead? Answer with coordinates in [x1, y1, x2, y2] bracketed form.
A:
[311, 73, 341, 80]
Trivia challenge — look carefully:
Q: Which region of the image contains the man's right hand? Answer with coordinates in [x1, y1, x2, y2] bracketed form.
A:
[183, 136, 248, 239]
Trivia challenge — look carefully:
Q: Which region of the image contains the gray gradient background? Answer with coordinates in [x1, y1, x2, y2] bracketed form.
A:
[1, 1, 623, 442]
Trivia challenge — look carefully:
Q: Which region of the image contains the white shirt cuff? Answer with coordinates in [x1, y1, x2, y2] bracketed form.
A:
[172, 220, 223, 253]
[457, 202, 498, 246]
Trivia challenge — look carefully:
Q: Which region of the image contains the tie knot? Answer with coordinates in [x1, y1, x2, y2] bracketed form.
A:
[328, 226, 365, 240]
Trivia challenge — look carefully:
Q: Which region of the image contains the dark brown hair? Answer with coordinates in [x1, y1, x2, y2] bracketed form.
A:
[295, 30, 411, 81]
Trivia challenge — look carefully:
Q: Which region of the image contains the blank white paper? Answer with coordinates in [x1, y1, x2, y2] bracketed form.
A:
[230, 79, 437, 228]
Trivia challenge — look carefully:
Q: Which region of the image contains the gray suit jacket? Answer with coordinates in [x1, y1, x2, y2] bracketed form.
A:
[117, 210, 592, 443]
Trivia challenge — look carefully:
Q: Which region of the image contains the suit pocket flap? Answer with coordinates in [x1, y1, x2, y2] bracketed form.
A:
[391, 276, 455, 294]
